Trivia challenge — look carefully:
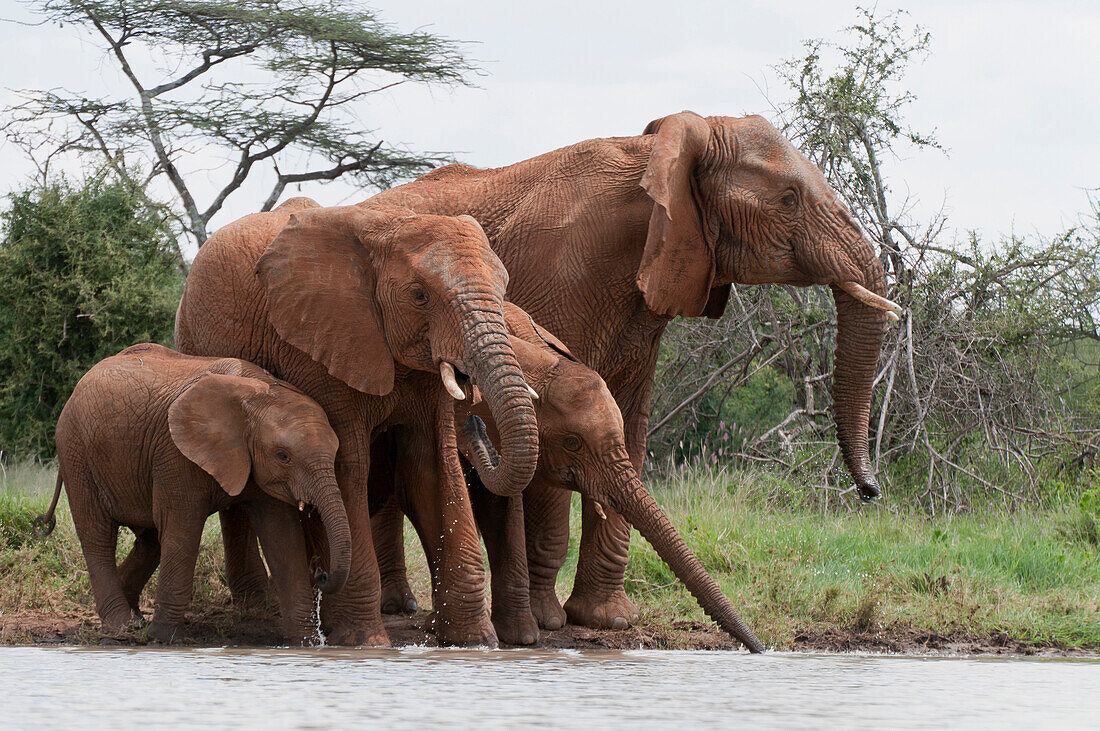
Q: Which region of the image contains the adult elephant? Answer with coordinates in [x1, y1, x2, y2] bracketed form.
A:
[175, 198, 538, 646]
[368, 111, 902, 631]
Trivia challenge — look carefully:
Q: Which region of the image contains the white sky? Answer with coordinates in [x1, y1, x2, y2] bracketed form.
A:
[1, 0, 1097, 258]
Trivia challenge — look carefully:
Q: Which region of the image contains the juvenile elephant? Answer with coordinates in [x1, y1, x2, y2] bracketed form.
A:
[40, 344, 348, 644]
[377, 304, 764, 651]
[368, 111, 902, 631]
[175, 199, 538, 646]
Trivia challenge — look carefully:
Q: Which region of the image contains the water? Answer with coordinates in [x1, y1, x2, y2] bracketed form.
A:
[2, 646, 1098, 728]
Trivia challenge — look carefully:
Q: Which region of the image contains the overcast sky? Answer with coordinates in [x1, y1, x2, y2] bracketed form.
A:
[1, 0, 1097, 258]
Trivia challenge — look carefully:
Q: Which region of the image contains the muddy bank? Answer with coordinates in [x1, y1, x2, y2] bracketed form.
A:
[3, 608, 1096, 657]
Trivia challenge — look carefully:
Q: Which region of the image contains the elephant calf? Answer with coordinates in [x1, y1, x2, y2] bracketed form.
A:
[376, 305, 765, 652]
[39, 343, 350, 645]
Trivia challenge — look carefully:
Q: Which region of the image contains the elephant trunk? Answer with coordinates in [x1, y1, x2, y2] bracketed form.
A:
[830, 243, 889, 501]
[457, 297, 539, 497]
[599, 452, 765, 653]
[311, 476, 351, 594]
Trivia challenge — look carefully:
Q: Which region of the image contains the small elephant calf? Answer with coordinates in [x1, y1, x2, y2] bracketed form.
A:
[39, 343, 349, 644]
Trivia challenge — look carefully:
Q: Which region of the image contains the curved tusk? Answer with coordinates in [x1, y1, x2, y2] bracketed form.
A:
[298, 501, 305, 512]
[837, 281, 903, 321]
[439, 361, 466, 400]
[526, 383, 539, 400]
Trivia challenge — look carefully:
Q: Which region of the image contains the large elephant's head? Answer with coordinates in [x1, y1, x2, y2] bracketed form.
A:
[255, 204, 538, 497]
[168, 370, 350, 593]
[637, 111, 902, 499]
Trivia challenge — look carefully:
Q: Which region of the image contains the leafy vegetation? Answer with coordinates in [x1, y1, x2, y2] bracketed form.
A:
[0, 174, 184, 457]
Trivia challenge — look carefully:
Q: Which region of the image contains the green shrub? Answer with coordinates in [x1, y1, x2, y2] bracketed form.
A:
[0, 173, 185, 457]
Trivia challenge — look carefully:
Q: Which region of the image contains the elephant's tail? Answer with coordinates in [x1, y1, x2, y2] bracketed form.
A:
[34, 472, 63, 537]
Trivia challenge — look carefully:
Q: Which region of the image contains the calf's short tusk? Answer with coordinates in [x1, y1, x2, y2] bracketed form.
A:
[593, 502, 607, 520]
[526, 384, 539, 400]
[837, 281, 903, 321]
[439, 361, 466, 400]
[298, 501, 305, 512]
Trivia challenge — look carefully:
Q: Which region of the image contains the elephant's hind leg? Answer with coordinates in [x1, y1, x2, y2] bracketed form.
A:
[372, 500, 418, 614]
[118, 528, 159, 615]
[67, 474, 139, 631]
[369, 436, 417, 615]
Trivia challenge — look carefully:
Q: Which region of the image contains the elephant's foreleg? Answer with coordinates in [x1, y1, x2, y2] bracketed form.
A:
[316, 447, 389, 647]
[247, 500, 316, 646]
[432, 400, 496, 647]
[471, 481, 538, 645]
[564, 500, 638, 629]
[219, 505, 271, 609]
[563, 377, 649, 629]
[118, 528, 159, 615]
[522, 479, 572, 630]
[147, 505, 206, 643]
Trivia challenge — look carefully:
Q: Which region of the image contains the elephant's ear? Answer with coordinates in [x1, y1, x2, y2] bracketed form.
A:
[637, 111, 715, 318]
[529, 316, 577, 362]
[168, 374, 270, 497]
[256, 205, 399, 396]
[501, 302, 578, 363]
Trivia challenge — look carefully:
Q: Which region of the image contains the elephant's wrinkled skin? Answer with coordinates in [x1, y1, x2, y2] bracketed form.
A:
[175, 199, 538, 646]
[369, 111, 898, 631]
[43, 344, 348, 645]
[376, 303, 765, 651]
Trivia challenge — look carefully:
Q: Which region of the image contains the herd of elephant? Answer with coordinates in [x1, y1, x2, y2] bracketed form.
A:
[39, 111, 902, 655]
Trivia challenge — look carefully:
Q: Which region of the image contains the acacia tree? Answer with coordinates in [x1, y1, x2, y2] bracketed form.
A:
[4, 0, 475, 245]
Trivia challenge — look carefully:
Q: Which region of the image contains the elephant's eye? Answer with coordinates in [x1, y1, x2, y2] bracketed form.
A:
[563, 436, 581, 452]
[781, 190, 798, 209]
[276, 450, 290, 463]
[411, 287, 430, 307]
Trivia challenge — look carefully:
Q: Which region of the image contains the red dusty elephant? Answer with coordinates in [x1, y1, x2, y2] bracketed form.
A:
[175, 199, 539, 646]
[375, 303, 766, 651]
[40, 344, 349, 645]
[366, 111, 902, 631]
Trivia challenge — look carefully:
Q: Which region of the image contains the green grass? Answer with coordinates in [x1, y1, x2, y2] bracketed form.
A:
[3, 460, 1098, 649]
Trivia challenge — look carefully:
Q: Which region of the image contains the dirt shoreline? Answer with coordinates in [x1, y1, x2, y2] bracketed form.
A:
[3, 608, 1096, 657]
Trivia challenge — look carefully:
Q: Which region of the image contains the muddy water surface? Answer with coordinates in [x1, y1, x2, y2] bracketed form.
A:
[3, 646, 1098, 728]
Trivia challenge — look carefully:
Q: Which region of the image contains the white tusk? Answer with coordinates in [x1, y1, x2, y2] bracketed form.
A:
[298, 501, 305, 512]
[593, 502, 607, 520]
[526, 384, 539, 400]
[837, 281, 903, 319]
[439, 361, 466, 400]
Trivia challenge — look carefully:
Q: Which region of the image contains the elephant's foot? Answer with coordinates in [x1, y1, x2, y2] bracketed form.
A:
[325, 621, 391, 648]
[146, 619, 186, 643]
[492, 606, 539, 646]
[229, 576, 273, 611]
[100, 606, 145, 633]
[379, 574, 418, 615]
[529, 585, 567, 631]
[564, 587, 640, 630]
[437, 615, 498, 648]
